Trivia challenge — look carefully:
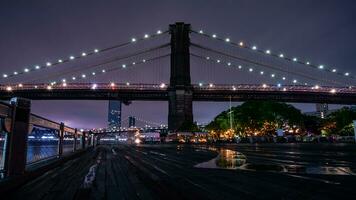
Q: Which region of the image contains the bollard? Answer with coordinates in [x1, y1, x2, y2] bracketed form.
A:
[91, 134, 95, 147]
[58, 123, 64, 157]
[81, 132, 86, 149]
[5, 98, 31, 176]
[73, 128, 77, 152]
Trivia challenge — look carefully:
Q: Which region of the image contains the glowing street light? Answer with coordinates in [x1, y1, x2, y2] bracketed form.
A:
[159, 83, 166, 88]
[91, 84, 98, 90]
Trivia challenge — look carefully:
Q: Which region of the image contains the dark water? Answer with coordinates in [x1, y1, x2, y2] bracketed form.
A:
[0, 141, 81, 169]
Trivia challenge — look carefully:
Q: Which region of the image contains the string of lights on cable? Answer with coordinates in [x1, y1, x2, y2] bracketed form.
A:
[191, 29, 354, 80]
[190, 53, 307, 88]
[4, 54, 170, 91]
[191, 53, 351, 94]
[1, 29, 168, 79]
[52, 54, 170, 88]
[24, 43, 170, 84]
[190, 43, 345, 86]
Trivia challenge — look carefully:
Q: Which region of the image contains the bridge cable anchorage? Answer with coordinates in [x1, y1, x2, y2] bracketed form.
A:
[191, 29, 354, 81]
[1, 30, 169, 81]
[2, 54, 171, 90]
[23, 43, 170, 84]
[190, 43, 346, 86]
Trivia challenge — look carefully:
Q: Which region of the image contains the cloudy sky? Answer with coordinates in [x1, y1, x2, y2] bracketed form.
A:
[0, 0, 355, 129]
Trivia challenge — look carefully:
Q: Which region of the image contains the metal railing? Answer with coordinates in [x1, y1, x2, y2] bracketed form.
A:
[1, 83, 355, 94]
[0, 98, 91, 178]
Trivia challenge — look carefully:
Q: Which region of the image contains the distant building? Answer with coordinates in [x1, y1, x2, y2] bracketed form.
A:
[108, 100, 122, 130]
[316, 103, 329, 119]
[304, 103, 338, 118]
[129, 116, 136, 127]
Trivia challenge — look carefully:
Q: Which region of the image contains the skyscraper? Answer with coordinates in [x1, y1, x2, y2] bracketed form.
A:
[129, 116, 136, 127]
[316, 103, 329, 119]
[108, 100, 122, 129]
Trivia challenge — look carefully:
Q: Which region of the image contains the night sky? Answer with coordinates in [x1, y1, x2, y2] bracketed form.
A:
[1, 0, 355, 129]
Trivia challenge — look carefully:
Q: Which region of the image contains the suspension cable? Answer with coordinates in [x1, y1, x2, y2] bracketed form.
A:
[27, 43, 170, 83]
[190, 43, 346, 86]
[191, 29, 355, 81]
[1, 30, 169, 81]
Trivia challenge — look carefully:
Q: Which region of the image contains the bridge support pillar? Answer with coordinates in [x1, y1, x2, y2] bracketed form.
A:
[168, 22, 193, 131]
[5, 98, 31, 176]
[168, 89, 193, 131]
[58, 122, 64, 157]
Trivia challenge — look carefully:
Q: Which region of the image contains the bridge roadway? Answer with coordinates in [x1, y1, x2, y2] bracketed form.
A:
[1, 83, 356, 104]
[5, 143, 356, 200]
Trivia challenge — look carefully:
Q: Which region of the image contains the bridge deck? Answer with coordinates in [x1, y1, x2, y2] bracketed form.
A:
[1, 84, 356, 104]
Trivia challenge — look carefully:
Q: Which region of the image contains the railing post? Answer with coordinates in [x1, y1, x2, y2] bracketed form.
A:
[90, 132, 94, 147]
[81, 132, 86, 149]
[73, 128, 77, 152]
[5, 98, 31, 176]
[93, 135, 97, 147]
[58, 122, 64, 157]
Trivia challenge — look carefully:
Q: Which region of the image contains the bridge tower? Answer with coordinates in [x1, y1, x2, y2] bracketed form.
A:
[168, 22, 193, 131]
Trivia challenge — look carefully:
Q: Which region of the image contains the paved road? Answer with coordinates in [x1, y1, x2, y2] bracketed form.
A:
[7, 143, 356, 200]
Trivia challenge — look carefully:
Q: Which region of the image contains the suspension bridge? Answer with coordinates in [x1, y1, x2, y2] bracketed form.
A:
[1, 22, 356, 199]
[1, 22, 355, 131]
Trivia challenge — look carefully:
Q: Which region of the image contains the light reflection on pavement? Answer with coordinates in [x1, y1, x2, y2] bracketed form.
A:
[195, 147, 355, 175]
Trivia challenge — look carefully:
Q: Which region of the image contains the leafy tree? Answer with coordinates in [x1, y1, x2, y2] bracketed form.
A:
[302, 115, 323, 135]
[207, 101, 304, 137]
[323, 107, 356, 136]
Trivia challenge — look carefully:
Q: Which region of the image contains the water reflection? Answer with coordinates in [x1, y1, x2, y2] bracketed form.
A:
[195, 148, 246, 169]
[215, 149, 247, 169]
[195, 147, 355, 176]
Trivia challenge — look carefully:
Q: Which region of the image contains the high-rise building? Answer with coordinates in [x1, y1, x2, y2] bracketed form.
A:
[316, 103, 329, 119]
[129, 116, 136, 127]
[108, 100, 122, 129]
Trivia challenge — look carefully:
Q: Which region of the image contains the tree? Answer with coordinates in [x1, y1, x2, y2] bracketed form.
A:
[322, 107, 356, 136]
[302, 115, 323, 135]
[207, 101, 305, 137]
